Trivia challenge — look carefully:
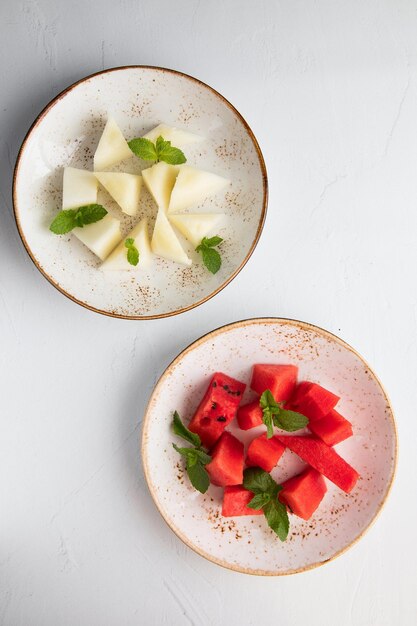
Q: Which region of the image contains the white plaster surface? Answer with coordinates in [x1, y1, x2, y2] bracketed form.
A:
[0, 1, 416, 624]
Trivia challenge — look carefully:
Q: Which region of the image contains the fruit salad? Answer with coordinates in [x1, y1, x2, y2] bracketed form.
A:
[172, 364, 359, 542]
[49, 116, 230, 274]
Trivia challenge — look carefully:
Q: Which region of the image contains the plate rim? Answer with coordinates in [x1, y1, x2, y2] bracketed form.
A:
[141, 316, 398, 576]
[12, 65, 268, 320]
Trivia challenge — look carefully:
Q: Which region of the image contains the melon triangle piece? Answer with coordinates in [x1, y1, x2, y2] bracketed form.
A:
[142, 162, 179, 212]
[168, 166, 230, 213]
[73, 214, 122, 261]
[62, 167, 98, 209]
[95, 172, 142, 216]
[151, 209, 192, 266]
[168, 213, 224, 248]
[143, 124, 203, 148]
[102, 218, 152, 270]
[94, 116, 132, 171]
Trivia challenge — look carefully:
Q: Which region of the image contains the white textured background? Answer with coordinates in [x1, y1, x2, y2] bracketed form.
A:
[1, 1, 416, 625]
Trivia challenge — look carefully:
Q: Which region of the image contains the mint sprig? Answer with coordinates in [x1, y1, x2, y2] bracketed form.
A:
[172, 410, 201, 447]
[49, 204, 107, 234]
[260, 390, 309, 438]
[172, 411, 211, 493]
[128, 135, 186, 165]
[195, 236, 223, 274]
[243, 467, 289, 541]
[125, 238, 139, 266]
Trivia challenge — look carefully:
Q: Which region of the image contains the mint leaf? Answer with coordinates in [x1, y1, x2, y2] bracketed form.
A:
[201, 247, 221, 274]
[259, 389, 308, 437]
[155, 136, 167, 153]
[172, 413, 211, 494]
[259, 389, 278, 411]
[243, 467, 276, 494]
[264, 412, 275, 439]
[155, 135, 186, 165]
[248, 492, 271, 510]
[172, 443, 211, 494]
[273, 409, 308, 432]
[172, 411, 201, 447]
[49, 209, 77, 234]
[202, 236, 223, 248]
[259, 390, 280, 438]
[263, 498, 289, 542]
[77, 204, 107, 225]
[193, 449, 212, 465]
[172, 443, 197, 461]
[49, 204, 107, 234]
[195, 236, 223, 274]
[243, 467, 289, 541]
[129, 135, 186, 165]
[124, 238, 139, 266]
[128, 137, 158, 161]
[186, 460, 210, 493]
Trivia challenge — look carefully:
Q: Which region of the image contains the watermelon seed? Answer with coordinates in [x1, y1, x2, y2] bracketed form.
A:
[211, 402, 217, 410]
[217, 416, 226, 422]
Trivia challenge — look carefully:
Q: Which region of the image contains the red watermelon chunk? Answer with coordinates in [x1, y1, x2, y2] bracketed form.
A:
[279, 467, 327, 520]
[206, 432, 244, 486]
[237, 400, 263, 430]
[288, 381, 339, 422]
[277, 435, 359, 493]
[251, 364, 298, 401]
[188, 372, 246, 448]
[308, 409, 353, 446]
[222, 485, 263, 517]
[246, 433, 285, 472]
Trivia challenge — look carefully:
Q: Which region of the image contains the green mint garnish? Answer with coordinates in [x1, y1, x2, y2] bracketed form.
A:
[172, 410, 201, 447]
[243, 467, 289, 541]
[128, 135, 186, 165]
[125, 238, 139, 266]
[155, 136, 186, 165]
[195, 236, 223, 274]
[49, 204, 107, 234]
[172, 411, 211, 494]
[259, 389, 308, 438]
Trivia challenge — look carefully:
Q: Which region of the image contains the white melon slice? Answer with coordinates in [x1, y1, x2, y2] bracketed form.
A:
[168, 166, 230, 213]
[143, 124, 203, 148]
[93, 116, 132, 171]
[73, 214, 121, 261]
[151, 209, 192, 266]
[101, 218, 152, 270]
[169, 213, 224, 248]
[142, 162, 179, 211]
[95, 172, 142, 216]
[62, 167, 98, 209]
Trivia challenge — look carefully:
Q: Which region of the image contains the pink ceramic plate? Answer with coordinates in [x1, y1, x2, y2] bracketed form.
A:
[142, 318, 397, 575]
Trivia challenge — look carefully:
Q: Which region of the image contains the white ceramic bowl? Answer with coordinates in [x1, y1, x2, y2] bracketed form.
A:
[142, 318, 397, 575]
[13, 66, 267, 319]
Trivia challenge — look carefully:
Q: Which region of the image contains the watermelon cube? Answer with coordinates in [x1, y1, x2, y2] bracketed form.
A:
[308, 409, 353, 446]
[206, 432, 244, 486]
[237, 400, 263, 430]
[279, 467, 327, 520]
[277, 435, 359, 493]
[251, 364, 298, 401]
[222, 485, 263, 517]
[246, 433, 285, 472]
[188, 372, 246, 448]
[287, 381, 339, 422]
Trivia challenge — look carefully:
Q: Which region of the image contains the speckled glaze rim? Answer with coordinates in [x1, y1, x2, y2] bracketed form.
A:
[141, 317, 398, 576]
[12, 65, 268, 320]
